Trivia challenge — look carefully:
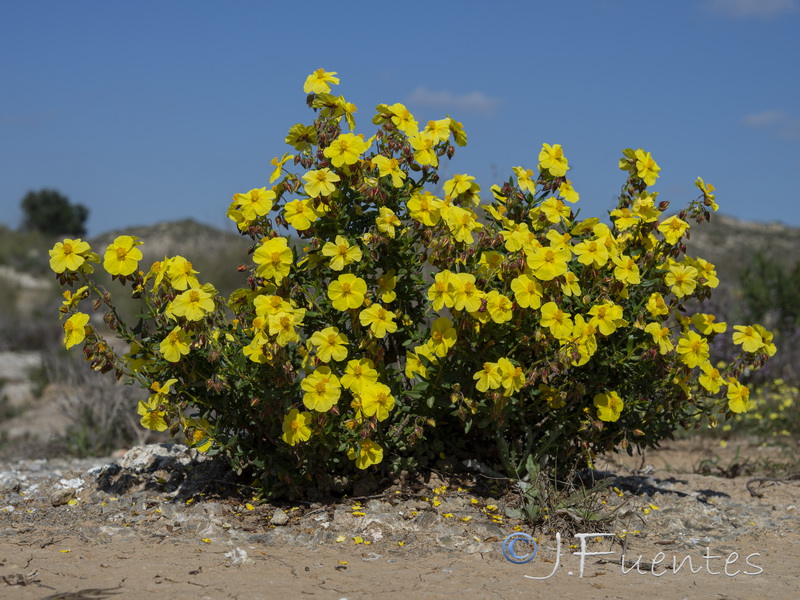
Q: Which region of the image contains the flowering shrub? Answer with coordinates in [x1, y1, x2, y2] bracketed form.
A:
[51, 69, 775, 497]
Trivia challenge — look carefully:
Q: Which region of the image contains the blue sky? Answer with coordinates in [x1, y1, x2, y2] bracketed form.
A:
[2, 0, 799, 236]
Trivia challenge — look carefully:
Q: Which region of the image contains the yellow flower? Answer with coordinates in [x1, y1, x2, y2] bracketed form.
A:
[573, 238, 609, 268]
[321, 236, 362, 271]
[359, 382, 395, 421]
[167, 256, 200, 291]
[588, 301, 626, 336]
[450, 273, 483, 313]
[328, 273, 367, 311]
[408, 191, 443, 226]
[423, 118, 451, 143]
[341, 358, 378, 393]
[301, 367, 341, 412]
[186, 419, 213, 452]
[377, 270, 397, 303]
[428, 271, 455, 310]
[476, 252, 503, 279]
[63, 312, 90, 349]
[231, 188, 275, 221]
[347, 439, 383, 469]
[731, 325, 763, 353]
[610, 207, 640, 230]
[427, 317, 457, 357]
[243, 335, 272, 364]
[657, 215, 689, 245]
[512, 167, 536, 194]
[159, 326, 192, 363]
[540, 198, 570, 224]
[267, 307, 305, 347]
[612, 254, 641, 285]
[170, 287, 215, 321]
[281, 408, 313, 446]
[691, 313, 727, 335]
[753, 324, 776, 356]
[510, 274, 543, 309]
[303, 68, 340, 94]
[497, 357, 525, 396]
[646, 292, 669, 317]
[384, 102, 418, 135]
[500, 222, 533, 252]
[485, 291, 513, 324]
[558, 180, 580, 203]
[405, 348, 431, 380]
[324, 133, 371, 168]
[540, 302, 573, 341]
[727, 378, 751, 413]
[688, 257, 719, 288]
[60, 286, 89, 312]
[337, 96, 358, 130]
[538, 143, 569, 177]
[253, 237, 293, 283]
[699, 362, 724, 394]
[634, 149, 661, 186]
[309, 327, 349, 363]
[49, 238, 92, 273]
[632, 195, 660, 222]
[283, 199, 319, 231]
[448, 116, 467, 146]
[359, 304, 397, 338]
[570, 315, 598, 365]
[444, 174, 475, 197]
[138, 402, 168, 432]
[444, 206, 482, 244]
[269, 153, 294, 183]
[372, 155, 406, 188]
[676, 330, 709, 368]
[137, 379, 179, 432]
[253, 294, 290, 317]
[594, 391, 624, 422]
[103, 235, 143, 276]
[696, 177, 718, 211]
[644, 322, 674, 355]
[473, 362, 501, 392]
[665, 263, 698, 298]
[408, 131, 439, 166]
[525, 244, 571, 281]
[302, 168, 340, 198]
[374, 207, 401, 239]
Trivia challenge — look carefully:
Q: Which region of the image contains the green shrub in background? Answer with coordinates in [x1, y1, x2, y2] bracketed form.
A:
[50, 69, 775, 499]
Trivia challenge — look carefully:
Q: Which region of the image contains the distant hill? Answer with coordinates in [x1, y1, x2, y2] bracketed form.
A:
[682, 213, 800, 315]
[91, 219, 254, 295]
[685, 212, 800, 274]
[91, 218, 253, 266]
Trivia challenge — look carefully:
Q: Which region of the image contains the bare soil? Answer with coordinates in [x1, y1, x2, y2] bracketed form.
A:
[2, 438, 799, 600]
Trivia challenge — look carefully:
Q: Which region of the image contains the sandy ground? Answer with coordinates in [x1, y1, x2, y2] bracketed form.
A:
[2, 438, 799, 600]
[3, 532, 798, 600]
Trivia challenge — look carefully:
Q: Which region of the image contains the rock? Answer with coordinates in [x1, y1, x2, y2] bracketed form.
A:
[50, 488, 75, 507]
[332, 506, 356, 529]
[0, 476, 21, 494]
[119, 443, 195, 473]
[270, 508, 290, 526]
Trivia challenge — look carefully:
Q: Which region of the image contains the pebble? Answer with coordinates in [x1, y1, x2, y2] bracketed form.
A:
[270, 508, 290, 526]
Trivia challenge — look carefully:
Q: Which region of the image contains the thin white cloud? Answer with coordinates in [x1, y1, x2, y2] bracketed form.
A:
[742, 109, 800, 140]
[406, 86, 501, 117]
[702, 0, 799, 19]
